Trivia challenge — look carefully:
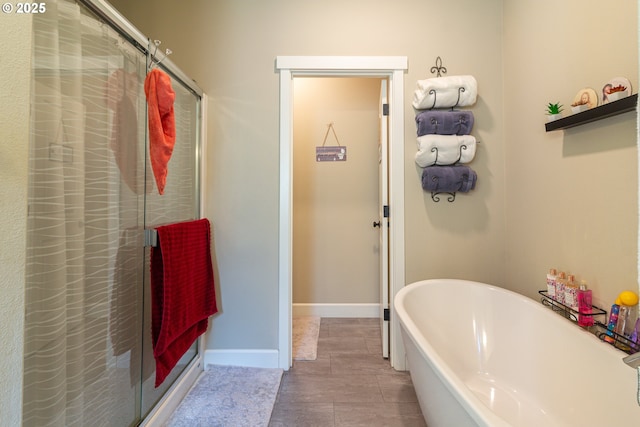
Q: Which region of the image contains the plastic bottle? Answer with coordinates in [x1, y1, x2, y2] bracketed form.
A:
[604, 304, 620, 343]
[615, 291, 639, 351]
[546, 268, 557, 300]
[555, 271, 567, 305]
[577, 281, 594, 327]
[564, 274, 579, 313]
[615, 306, 634, 351]
[631, 318, 640, 345]
[615, 304, 634, 339]
[617, 304, 637, 338]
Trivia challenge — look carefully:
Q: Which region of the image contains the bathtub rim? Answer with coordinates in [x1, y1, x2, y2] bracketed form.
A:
[395, 279, 510, 426]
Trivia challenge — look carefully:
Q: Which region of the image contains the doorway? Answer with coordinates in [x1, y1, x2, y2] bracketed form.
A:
[291, 76, 382, 333]
[276, 56, 408, 371]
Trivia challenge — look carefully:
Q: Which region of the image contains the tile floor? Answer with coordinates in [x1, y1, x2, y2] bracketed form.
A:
[269, 318, 427, 427]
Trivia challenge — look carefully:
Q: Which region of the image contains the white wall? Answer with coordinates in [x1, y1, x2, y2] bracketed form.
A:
[293, 77, 381, 305]
[503, 0, 638, 308]
[0, 14, 32, 427]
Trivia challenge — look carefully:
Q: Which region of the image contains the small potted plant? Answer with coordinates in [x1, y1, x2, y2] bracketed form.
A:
[607, 85, 628, 102]
[546, 102, 564, 122]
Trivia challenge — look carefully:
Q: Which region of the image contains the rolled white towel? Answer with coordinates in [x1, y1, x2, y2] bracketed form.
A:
[415, 134, 477, 167]
[412, 75, 478, 110]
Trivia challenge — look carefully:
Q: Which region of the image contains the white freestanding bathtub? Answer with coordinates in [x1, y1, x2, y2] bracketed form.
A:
[394, 279, 640, 426]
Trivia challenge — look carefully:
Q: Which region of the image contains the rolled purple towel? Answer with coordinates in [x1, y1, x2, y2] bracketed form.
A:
[421, 165, 477, 193]
[416, 110, 474, 136]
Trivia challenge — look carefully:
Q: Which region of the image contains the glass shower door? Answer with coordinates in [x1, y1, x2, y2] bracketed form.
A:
[24, 1, 203, 425]
[140, 66, 201, 416]
[24, 1, 148, 425]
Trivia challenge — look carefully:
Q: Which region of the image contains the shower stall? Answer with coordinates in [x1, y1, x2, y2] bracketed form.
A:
[22, 0, 205, 425]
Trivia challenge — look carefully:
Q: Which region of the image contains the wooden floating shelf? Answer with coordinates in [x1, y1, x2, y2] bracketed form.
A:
[545, 93, 638, 132]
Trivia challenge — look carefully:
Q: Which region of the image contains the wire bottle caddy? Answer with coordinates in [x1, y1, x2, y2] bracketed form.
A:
[539, 290, 606, 322]
[593, 321, 640, 354]
[539, 290, 640, 355]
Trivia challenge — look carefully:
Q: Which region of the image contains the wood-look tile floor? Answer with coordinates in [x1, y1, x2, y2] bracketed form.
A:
[269, 318, 427, 427]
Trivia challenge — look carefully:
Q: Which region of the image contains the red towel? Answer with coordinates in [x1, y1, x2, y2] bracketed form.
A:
[144, 68, 176, 195]
[150, 218, 217, 387]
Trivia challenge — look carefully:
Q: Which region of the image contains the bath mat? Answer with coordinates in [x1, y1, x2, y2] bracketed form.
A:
[292, 316, 320, 360]
[163, 365, 283, 427]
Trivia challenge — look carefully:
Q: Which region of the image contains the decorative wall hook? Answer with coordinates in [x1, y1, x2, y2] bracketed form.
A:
[430, 56, 447, 77]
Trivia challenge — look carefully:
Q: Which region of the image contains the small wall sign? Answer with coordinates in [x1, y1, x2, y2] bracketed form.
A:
[316, 122, 346, 162]
[316, 146, 347, 162]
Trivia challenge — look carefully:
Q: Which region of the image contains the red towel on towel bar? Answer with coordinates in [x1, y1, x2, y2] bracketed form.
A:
[150, 218, 217, 387]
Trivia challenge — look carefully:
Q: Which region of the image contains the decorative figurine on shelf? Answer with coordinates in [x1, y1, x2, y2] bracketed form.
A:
[545, 102, 563, 122]
[607, 84, 628, 102]
[570, 95, 589, 114]
[572, 88, 598, 109]
[603, 77, 633, 104]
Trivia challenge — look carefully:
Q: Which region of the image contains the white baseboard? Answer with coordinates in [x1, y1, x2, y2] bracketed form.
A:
[204, 349, 280, 369]
[292, 303, 379, 318]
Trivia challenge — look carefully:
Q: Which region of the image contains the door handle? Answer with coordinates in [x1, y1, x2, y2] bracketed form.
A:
[373, 221, 381, 228]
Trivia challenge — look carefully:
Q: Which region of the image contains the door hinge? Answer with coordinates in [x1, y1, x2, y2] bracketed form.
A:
[383, 308, 390, 321]
[383, 103, 389, 116]
[383, 205, 389, 218]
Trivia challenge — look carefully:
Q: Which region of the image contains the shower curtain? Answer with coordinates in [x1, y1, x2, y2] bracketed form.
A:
[23, 1, 201, 425]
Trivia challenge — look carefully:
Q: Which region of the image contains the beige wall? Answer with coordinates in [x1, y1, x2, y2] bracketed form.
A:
[110, 0, 506, 351]
[0, 14, 32, 427]
[293, 77, 381, 304]
[503, 0, 638, 308]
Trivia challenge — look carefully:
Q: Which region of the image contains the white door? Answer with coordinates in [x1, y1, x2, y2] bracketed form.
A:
[378, 79, 390, 358]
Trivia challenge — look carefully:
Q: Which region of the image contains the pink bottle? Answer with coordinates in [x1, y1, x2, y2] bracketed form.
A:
[577, 281, 593, 327]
